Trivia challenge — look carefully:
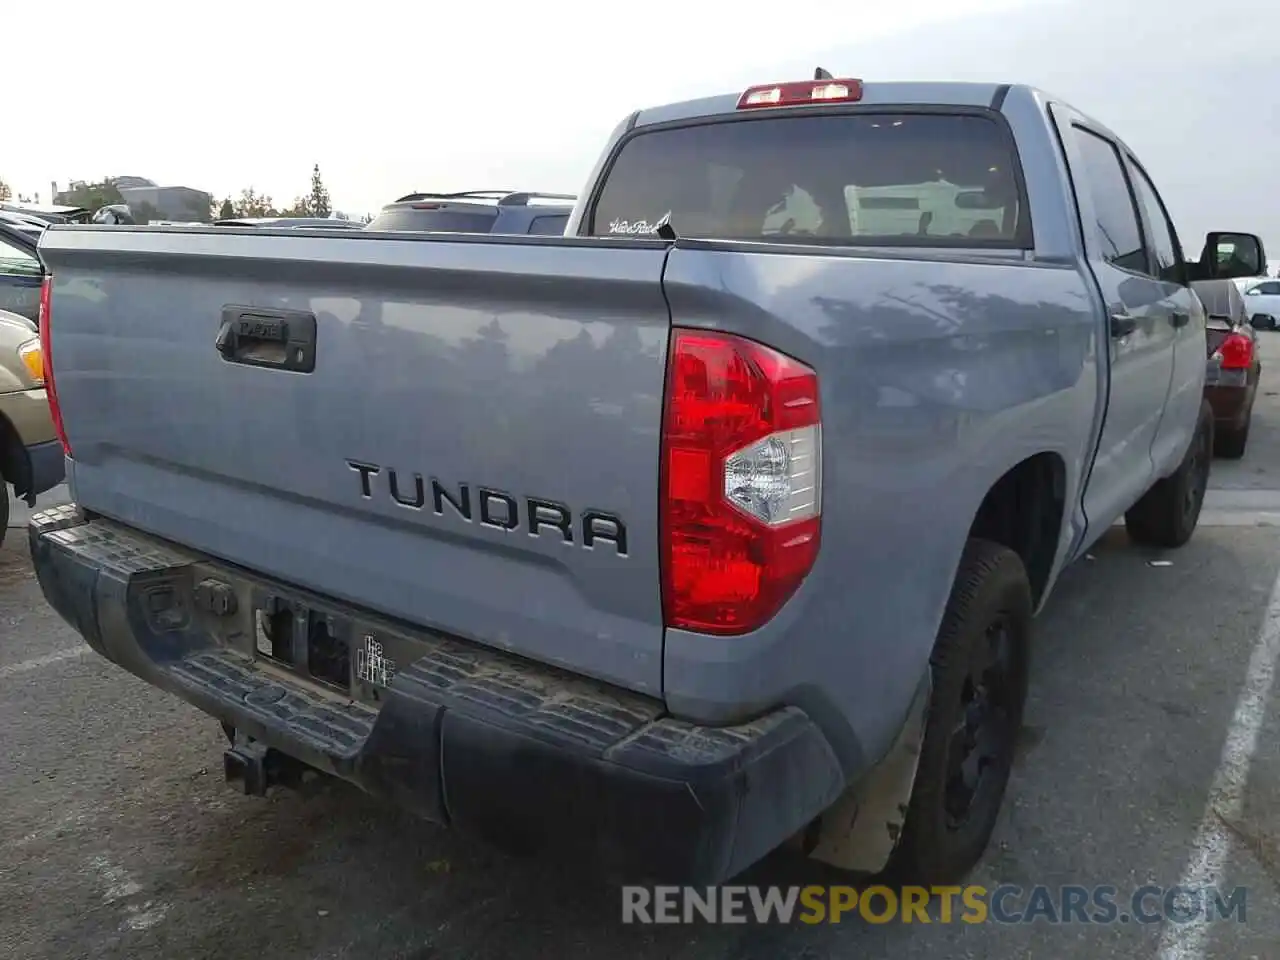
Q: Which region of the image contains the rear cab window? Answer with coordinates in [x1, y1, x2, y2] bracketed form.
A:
[587, 112, 1028, 246]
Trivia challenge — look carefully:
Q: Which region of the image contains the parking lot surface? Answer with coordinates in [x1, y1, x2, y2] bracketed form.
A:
[4, 338, 1280, 960]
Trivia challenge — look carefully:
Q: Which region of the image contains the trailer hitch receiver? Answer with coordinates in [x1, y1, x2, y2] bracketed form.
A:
[223, 738, 273, 796]
[222, 732, 319, 797]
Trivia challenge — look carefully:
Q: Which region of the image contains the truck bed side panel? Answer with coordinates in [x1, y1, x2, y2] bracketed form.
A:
[39, 229, 672, 694]
[660, 245, 1100, 768]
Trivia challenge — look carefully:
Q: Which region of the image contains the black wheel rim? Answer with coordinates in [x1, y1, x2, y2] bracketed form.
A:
[943, 614, 1017, 831]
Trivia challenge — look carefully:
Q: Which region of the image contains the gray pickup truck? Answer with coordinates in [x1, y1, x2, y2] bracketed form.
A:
[28, 75, 1264, 887]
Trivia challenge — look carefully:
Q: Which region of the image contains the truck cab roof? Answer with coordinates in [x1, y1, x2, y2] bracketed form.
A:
[627, 77, 1132, 149]
[633, 79, 1014, 128]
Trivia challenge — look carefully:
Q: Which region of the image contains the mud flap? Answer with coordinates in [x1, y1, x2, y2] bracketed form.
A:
[805, 670, 930, 874]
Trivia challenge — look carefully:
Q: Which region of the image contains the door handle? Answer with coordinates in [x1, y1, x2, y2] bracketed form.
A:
[1110, 313, 1138, 338]
[1170, 311, 1190, 328]
[215, 306, 317, 372]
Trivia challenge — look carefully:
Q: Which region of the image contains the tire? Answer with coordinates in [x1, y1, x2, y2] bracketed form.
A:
[1215, 417, 1250, 460]
[1123, 400, 1213, 548]
[0, 476, 8, 550]
[882, 538, 1032, 886]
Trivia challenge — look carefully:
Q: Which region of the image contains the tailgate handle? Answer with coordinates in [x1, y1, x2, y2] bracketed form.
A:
[216, 307, 317, 373]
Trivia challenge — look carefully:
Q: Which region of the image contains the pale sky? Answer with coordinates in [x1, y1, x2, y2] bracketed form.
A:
[8, 0, 1274, 250]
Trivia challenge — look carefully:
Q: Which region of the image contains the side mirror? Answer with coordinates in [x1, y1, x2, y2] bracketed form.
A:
[1203, 231, 1267, 280]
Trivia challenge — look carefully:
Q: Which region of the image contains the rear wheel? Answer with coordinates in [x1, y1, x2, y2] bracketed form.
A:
[882, 538, 1032, 885]
[0, 474, 9, 549]
[1124, 400, 1213, 548]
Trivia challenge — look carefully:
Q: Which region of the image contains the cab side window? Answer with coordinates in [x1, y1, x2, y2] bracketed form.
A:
[1071, 126, 1147, 274]
[1125, 157, 1183, 284]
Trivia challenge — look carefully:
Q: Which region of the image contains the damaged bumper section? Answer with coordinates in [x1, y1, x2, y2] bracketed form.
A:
[28, 506, 851, 884]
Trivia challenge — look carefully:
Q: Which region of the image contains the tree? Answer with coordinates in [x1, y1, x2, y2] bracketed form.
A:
[306, 163, 331, 218]
[218, 197, 235, 219]
[0, 177, 10, 201]
[231, 187, 276, 218]
[276, 164, 335, 219]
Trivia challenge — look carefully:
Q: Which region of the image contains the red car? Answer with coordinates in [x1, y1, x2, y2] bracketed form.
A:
[1194, 280, 1261, 459]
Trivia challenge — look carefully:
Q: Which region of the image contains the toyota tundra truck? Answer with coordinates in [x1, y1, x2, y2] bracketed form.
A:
[26, 75, 1264, 886]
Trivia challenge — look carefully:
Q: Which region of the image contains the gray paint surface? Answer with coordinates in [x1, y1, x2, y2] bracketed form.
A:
[41, 232, 673, 695]
[34, 80, 1213, 777]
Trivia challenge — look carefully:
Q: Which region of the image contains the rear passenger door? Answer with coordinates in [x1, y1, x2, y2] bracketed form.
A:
[1122, 153, 1204, 479]
[1058, 115, 1179, 534]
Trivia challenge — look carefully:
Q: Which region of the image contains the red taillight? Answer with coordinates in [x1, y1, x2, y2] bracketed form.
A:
[737, 78, 864, 110]
[660, 329, 822, 636]
[38, 276, 71, 456]
[1217, 332, 1254, 370]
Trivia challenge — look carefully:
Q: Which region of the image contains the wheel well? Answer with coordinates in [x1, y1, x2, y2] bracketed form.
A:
[968, 453, 1066, 607]
[0, 412, 32, 496]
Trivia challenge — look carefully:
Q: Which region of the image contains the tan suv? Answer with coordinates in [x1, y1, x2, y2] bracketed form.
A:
[0, 305, 63, 545]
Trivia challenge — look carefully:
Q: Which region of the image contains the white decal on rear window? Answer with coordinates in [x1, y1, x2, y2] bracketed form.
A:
[607, 211, 672, 235]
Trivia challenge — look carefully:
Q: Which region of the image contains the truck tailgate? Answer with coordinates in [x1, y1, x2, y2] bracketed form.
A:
[37, 227, 671, 694]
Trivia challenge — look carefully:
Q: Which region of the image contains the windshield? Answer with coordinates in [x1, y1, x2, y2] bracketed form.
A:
[588, 112, 1026, 246]
[365, 207, 499, 234]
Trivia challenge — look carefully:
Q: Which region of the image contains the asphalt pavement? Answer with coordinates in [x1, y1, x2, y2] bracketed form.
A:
[4, 339, 1280, 960]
